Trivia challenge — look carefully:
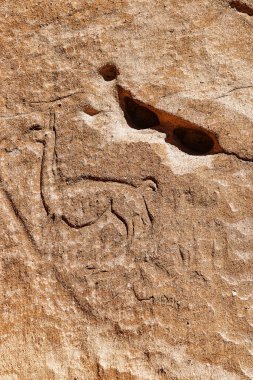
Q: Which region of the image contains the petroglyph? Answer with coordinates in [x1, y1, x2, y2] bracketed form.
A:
[1, 1, 253, 378]
[30, 111, 157, 241]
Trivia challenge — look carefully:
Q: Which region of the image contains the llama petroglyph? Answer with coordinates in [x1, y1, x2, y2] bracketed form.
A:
[31, 111, 157, 241]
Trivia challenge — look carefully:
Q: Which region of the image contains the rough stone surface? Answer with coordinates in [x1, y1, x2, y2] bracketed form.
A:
[0, 1, 253, 379]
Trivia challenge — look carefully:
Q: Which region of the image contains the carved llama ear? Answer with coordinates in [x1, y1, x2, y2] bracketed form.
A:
[117, 85, 223, 156]
[29, 124, 43, 131]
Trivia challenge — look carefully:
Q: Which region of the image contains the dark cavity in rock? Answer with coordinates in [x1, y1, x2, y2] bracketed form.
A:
[117, 85, 223, 156]
[229, 1, 253, 16]
[124, 96, 160, 129]
[99, 63, 119, 81]
[29, 124, 43, 131]
[173, 127, 214, 155]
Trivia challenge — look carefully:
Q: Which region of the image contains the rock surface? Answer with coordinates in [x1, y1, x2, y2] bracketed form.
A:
[0, 0, 253, 379]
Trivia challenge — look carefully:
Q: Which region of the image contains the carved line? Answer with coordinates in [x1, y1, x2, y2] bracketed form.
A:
[65, 174, 137, 187]
[0, 183, 41, 255]
[110, 199, 131, 237]
[143, 196, 154, 225]
[53, 266, 99, 320]
[65, 174, 159, 188]
[28, 90, 86, 104]
[61, 206, 109, 229]
[40, 140, 52, 218]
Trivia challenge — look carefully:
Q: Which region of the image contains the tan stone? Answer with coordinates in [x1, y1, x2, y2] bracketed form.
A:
[0, 0, 253, 379]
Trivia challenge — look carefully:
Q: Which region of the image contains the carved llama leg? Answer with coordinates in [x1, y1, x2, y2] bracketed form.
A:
[111, 197, 134, 241]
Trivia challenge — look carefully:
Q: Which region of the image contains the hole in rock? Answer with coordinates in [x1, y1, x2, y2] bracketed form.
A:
[82, 105, 100, 116]
[124, 96, 160, 129]
[117, 85, 223, 156]
[29, 124, 42, 131]
[173, 127, 214, 155]
[229, 0, 253, 15]
[98, 63, 119, 81]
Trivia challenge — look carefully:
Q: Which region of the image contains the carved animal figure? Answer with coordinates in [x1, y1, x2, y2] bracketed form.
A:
[31, 112, 157, 240]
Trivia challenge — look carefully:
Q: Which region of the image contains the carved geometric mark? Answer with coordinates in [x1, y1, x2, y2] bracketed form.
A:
[0, 184, 41, 255]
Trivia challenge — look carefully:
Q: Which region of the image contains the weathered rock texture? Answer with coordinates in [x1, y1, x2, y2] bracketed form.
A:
[0, 0, 253, 379]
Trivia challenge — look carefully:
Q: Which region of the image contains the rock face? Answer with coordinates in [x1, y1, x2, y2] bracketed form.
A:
[0, 0, 253, 379]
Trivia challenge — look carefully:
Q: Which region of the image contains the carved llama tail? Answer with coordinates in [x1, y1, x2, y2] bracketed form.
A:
[139, 179, 158, 193]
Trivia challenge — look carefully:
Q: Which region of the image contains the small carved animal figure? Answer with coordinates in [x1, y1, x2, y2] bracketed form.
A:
[31, 112, 157, 241]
